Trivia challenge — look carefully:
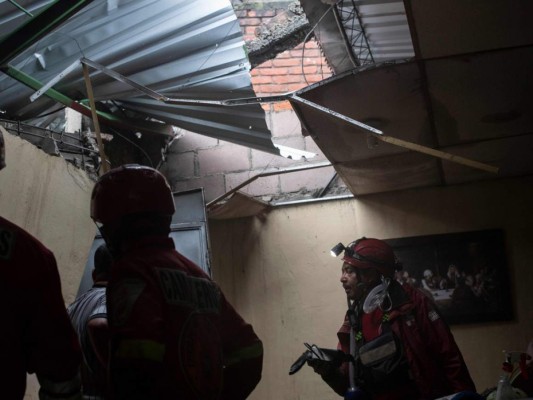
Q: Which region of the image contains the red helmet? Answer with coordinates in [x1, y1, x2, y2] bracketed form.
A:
[342, 237, 401, 277]
[90, 164, 175, 225]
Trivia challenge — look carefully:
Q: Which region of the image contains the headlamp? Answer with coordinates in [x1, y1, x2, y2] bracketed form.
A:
[330, 242, 345, 257]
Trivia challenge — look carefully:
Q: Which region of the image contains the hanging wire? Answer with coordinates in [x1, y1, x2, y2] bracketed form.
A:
[107, 127, 154, 168]
[300, 2, 337, 85]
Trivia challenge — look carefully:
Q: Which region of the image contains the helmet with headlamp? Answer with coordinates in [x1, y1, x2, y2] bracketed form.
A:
[331, 237, 402, 278]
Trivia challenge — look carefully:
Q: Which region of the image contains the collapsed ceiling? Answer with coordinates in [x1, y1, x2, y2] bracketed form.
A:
[296, 0, 533, 196]
[2, 0, 532, 200]
[0, 0, 284, 163]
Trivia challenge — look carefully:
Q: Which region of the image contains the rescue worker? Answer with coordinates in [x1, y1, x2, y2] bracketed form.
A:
[307, 237, 476, 400]
[0, 127, 82, 399]
[90, 164, 263, 400]
[68, 244, 112, 399]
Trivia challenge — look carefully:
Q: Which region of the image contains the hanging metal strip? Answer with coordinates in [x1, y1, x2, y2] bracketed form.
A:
[30, 58, 82, 102]
[206, 161, 333, 209]
[289, 95, 499, 174]
[291, 94, 383, 135]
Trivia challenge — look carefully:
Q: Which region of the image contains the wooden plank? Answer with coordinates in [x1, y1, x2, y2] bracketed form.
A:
[82, 63, 109, 174]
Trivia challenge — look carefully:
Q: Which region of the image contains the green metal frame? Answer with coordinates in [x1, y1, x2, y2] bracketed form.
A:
[0, 65, 172, 136]
[0, 0, 172, 136]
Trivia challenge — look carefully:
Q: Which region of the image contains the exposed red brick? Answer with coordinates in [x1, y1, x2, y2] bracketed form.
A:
[287, 66, 303, 75]
[301, 49, 322, 58]
[257, 68, 289, 76]
[289, 49, 305, 58]
[287, 83, 306, 91]
[241, 17, 262, 26]
[252, 75, 273, 84]
[272, 58, 301, 67]
[304, 74, 327, 83]
[273, 102, 292, 111]
[276, 50, 291, 59]
[255, 59, 273, 68]
[301, 65, 318, 74]
[304, 41, 320, 49]
[271, 74, 304, 84]
[271, 84, 295, 93]
[245, 26, 258, 34]
[251, 84, 267, 94]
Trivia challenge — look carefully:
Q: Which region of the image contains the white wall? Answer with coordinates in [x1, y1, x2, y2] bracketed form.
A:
[209, 175, 533, 400]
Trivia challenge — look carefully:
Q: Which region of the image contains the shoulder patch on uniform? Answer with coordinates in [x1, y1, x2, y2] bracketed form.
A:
[0, 228, 15, 260]
[428, 309, 440, 322]
[157, 268, 220, 313]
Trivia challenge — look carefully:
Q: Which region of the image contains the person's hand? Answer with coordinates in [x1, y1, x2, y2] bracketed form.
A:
[307, 357, 337, 376]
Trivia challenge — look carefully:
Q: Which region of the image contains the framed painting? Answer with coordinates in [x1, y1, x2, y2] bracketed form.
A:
[385, 229, 512, 325]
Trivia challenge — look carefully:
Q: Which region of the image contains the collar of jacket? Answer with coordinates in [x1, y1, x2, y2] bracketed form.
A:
[386, 281, 415, 321]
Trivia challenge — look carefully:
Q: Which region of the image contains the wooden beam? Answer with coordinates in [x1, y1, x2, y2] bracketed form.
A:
[82, 63, 109, 174]
[377, 135, 499, 174]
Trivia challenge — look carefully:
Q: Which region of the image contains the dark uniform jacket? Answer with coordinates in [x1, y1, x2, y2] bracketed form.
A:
[0, 216, 81, 399]
[107, 235, 263, 400]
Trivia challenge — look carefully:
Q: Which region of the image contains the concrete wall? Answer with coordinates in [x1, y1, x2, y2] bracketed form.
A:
[160, 109, 348, 204]
[160, 3, 343, 203]
[0, 129, 96, 399]
[209, 175, 533, 400]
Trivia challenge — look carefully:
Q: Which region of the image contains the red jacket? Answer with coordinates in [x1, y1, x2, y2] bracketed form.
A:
[107, 236, 263, 400]
[337, 281, 476, 400]
[0, 216, 81, 399]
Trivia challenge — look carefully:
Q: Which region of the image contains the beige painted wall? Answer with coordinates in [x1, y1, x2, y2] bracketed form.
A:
[0, 129, 96, 398]
[209, 175, 533, 400]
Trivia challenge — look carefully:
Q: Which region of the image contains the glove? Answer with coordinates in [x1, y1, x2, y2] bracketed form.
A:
[289, 344, 350, 376]
[306, 345, 346, 376]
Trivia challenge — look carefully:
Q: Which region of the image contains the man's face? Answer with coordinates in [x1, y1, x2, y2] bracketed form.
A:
[340, 262, 381, 301]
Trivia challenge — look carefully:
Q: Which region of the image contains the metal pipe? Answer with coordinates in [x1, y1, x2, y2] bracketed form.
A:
[7, 0, 33, 17]
[272, 193, 354, 207]
[316, 172, 338, 198]
[206, 161, 332, 209]
[2, 125, 97, 154]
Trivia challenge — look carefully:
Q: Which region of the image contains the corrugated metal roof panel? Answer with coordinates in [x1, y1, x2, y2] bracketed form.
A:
[337, 0, 414, 64]
[0, 0, 280, 154]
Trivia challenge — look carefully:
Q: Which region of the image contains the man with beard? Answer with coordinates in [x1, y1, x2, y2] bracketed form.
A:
[307, 237, 476, 400]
